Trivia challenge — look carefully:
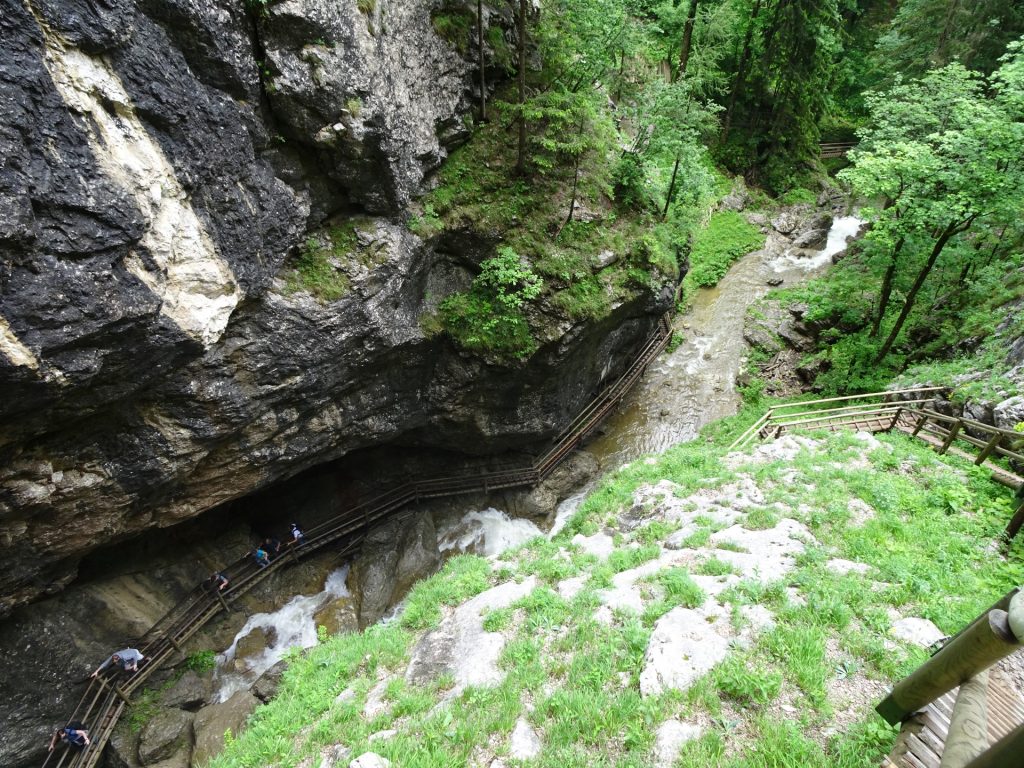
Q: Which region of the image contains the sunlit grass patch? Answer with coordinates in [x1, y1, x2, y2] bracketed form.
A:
[713, 654, 782, 706]
[764, 624, 830, 707]
[513, 536, 580, 583]
[400, 554, 492, 630]
[696, 556, 741, 576]
[641, 567, 706, 620]
[608, 543, 661, 573]
[633, 519, 681, 545]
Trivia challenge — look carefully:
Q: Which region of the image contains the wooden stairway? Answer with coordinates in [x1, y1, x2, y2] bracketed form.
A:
[41, 316, 673, 768]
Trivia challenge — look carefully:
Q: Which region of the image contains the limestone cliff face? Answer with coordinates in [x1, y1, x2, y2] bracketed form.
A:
[0, 0, 671, 615]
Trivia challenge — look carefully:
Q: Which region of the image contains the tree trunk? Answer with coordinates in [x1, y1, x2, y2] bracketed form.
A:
[721, 0, 762, 142]
[663, 154, 680, 218]
[871, 236, 903, 337]
[564, 120, 585, 228]
[874, 219, 972, 363]
[614, 46, 625, 102]
[934, 0, 961, 66]
[477, 0, 486, 121]
[677, 0, 699, 80]
[516, 0, 528, 175]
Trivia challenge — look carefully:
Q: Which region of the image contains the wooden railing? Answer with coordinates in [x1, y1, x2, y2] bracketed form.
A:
[727, 387, 947, 451]
[820, 141, 857, 158]
[730, 387, 1023, 515]
[41, 314, 673, 768]
[878, 587, 1024, 768]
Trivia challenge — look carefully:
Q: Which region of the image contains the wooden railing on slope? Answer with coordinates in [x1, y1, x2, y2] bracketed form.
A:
[727, 387, 947, 451]
[728, 387, 1023, 509]
[878, 587, 1024, 768]
[41, 314, 673, 768]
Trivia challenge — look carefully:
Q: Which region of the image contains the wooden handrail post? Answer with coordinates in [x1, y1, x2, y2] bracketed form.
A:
[1003, 498, 1024, 543]
[912, 413, 929, 437]
[98, 678, 131, 705]
[889, 407, 903, 431]
[939, 421, 963, 454]
[975, 433, 1003, 465]
[941, 669, 990, 768]
[876, 593, 1023, 724]
[961, 721, 1024, 768]
[216, 591, 231, 613]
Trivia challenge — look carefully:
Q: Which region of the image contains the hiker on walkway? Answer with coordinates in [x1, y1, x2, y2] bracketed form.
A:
[91, 648, 144, 677]
[253, 546, 270, 568]
[208, 571, 229, 592]
[262, 536, 282, 559]
[290, 523, 305, 547]
[48, 722, 90, 751]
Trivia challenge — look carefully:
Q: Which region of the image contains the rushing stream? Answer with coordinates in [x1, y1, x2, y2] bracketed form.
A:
[586, 215, 863, 467]
[213, 214, 862, 692]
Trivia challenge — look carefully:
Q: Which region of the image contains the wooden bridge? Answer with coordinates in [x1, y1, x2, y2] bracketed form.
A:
[879, 588, 1024, 768]
[819, 141, 857, 158]
[732, 388, 1024, 768]
[41, 316, 673, 768]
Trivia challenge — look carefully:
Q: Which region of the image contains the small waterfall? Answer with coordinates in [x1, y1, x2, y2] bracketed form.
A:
[438, 508, 544, 557]
[771, 215, 865, 271]
[548, 490, 588, 538]
[214, 566, 350, 701]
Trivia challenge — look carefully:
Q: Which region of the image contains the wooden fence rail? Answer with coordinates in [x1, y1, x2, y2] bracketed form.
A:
[41, 315, 673, 768]
[731, 388, 1024, 528]
[819, 141, 857, 158]
[879, 588, 1024, 768]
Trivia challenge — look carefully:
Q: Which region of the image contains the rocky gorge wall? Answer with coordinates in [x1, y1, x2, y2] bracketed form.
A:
[0, 0, 672, 620]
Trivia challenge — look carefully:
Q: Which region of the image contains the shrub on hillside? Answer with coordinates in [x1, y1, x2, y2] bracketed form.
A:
[687, 211, 765, 288]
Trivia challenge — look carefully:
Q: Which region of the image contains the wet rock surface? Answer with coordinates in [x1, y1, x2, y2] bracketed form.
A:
[161, 672, 212, 711]
[192, 691, 259, 768]
[349, 510, 441, 628]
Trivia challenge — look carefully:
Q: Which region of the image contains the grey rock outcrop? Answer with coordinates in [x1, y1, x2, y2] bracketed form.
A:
[406, 576, 536, 692]
[252, 660, 289, 703]
[349, 754, 391, 768]
[138, 709, 194, 765]
[349, 510, 442, 628]
[792, 228, 829, 250]
[261, 0, 480, 213]
[994, 395, 1024, 431]
[0, 0, 671, 617]
[192, 690, 259, 768]
[161, 672, 213, 711]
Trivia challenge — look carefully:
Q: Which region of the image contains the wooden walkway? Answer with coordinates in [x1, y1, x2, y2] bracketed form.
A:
[882, 652, 1024, 768]
[41, 316, 673, 768]
[732, 392, 1024, 491]
[896, 419, 1023, 490]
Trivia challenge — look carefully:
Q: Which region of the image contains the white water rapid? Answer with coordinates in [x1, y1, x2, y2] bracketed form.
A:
[214, 566, 350, 701]
[438, 508, 545, 557]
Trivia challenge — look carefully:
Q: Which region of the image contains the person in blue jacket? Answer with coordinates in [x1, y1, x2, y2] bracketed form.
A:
[90, 647, 144, 677]
[49, 722, 90, 751]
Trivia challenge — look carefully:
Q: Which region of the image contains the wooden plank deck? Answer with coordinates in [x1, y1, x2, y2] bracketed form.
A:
[882, 652, 1024, 768]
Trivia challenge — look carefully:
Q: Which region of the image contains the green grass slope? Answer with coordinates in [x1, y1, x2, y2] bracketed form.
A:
[209, 423, 1022, 768]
